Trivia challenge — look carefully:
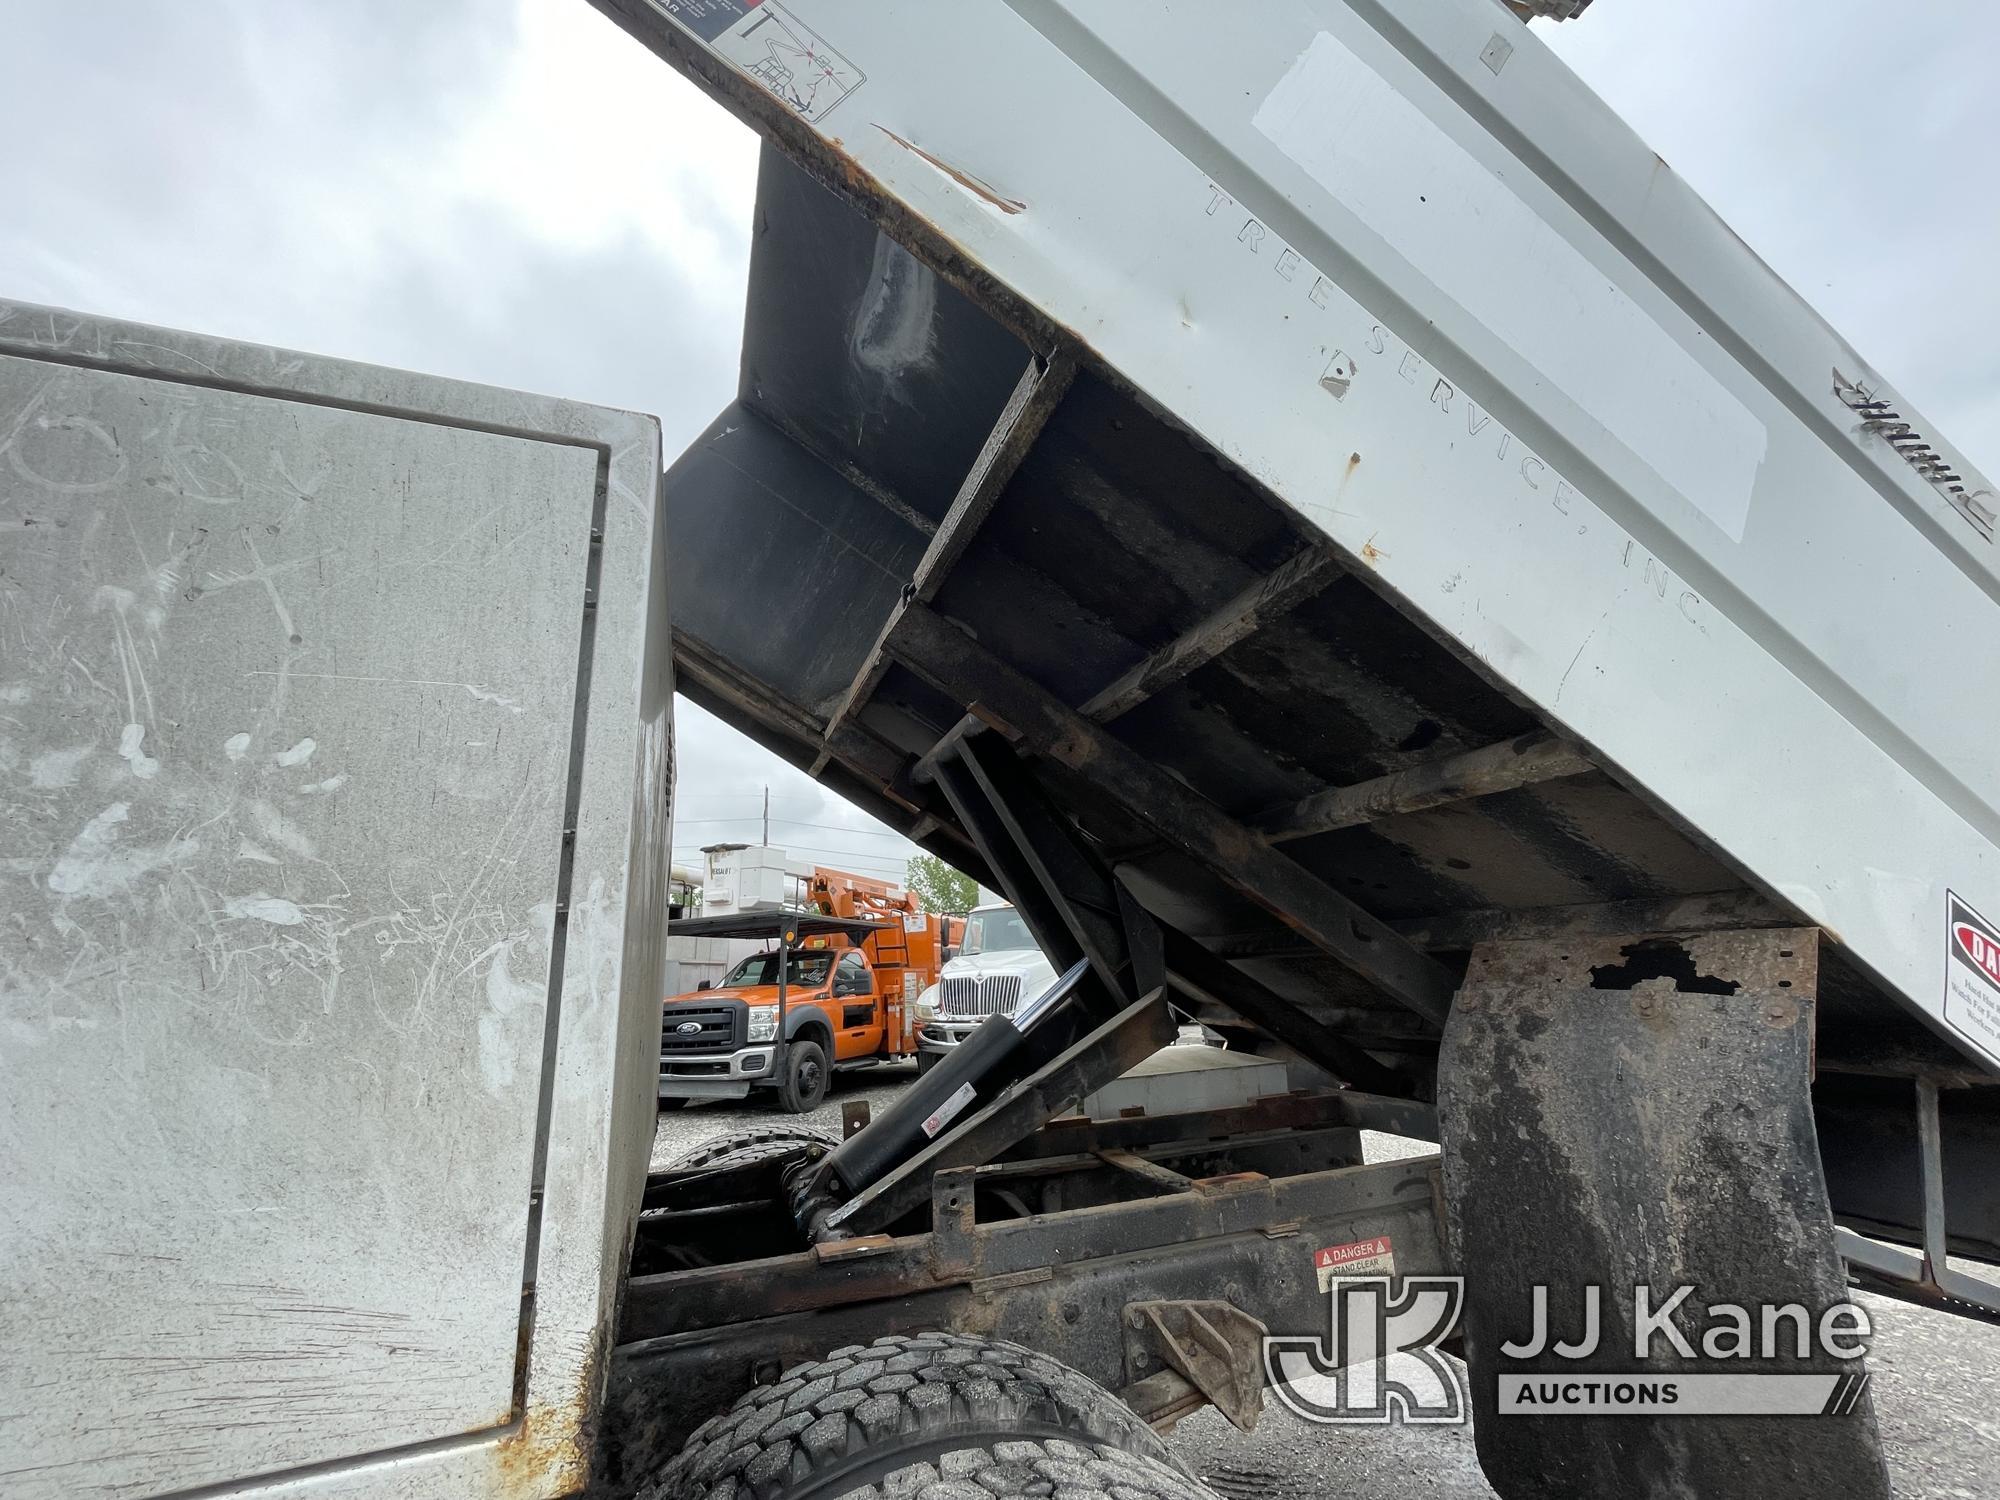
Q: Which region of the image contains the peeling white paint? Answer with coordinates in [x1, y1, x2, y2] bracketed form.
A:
[297, 774, 349, 795]
[0, 683, 30, 704]
[223, 732, 252, 761]
[47, 803, 197, 896]
[475, 935, 543, 1093]
[117, 723, 160, 780]
[91, 583, 138, 615]
[29, 744, 92, 789]
[248, 799, 316, 859]
[236, 839, 281, 866]
[463, 685, 526, 715]
[225, 895, 307, 926]
[274, 737, 317, 767]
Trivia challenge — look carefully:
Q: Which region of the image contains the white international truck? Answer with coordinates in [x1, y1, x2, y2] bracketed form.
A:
[913, 903, 1056, 1073]
[4, 3, 1996, 1499]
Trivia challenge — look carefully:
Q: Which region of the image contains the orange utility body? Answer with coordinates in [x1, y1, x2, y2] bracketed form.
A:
[664, 867, 962, 1064]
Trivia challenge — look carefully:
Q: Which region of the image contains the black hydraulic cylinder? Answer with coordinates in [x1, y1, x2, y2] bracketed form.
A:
[807, 958, 1093, 1202]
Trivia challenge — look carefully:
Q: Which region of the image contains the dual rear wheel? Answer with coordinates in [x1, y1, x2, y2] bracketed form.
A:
[642, 1333, 1216, 1500]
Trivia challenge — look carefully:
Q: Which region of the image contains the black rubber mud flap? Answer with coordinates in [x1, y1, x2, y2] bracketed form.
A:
[1438, 928, 1890, 1500]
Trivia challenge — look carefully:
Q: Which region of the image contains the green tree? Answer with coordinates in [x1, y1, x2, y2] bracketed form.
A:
[906, 852, 978, 916]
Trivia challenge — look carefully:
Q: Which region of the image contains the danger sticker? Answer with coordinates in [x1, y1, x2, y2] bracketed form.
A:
[1944, 891, 2000, 1065]
[1314, 1234, 1396, 1290]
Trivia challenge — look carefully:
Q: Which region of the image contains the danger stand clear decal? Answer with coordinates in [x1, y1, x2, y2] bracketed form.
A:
[656, 0, 865, 124]
[1314, 1235, 1396, 1291]
[1944, 891, 2000, 1065]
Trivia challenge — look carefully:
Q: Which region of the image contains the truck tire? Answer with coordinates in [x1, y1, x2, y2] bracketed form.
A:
[642, 1333, 1212, 1500]
[665, 1122, 842, 1172]
[914, 1051, 938, 1079]
[779, 1038, 830, 1113]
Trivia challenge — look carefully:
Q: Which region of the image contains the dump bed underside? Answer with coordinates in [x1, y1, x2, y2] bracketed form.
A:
[587, 3, 2000, 1267]
[669, 144, 1963, 1085]
[603, 0, 2000, 1100]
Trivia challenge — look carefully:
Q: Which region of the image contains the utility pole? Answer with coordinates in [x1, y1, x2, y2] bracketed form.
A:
[762, 785, 769, 847]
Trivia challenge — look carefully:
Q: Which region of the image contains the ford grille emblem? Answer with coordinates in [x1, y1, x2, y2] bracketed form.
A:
[675, 1020, 703, 1034]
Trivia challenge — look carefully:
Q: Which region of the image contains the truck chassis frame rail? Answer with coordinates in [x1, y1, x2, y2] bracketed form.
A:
[601, 1144, 1444, 1494]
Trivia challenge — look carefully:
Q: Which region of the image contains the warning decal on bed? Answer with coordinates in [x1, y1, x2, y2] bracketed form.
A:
[656, 0, 763, 45]
[1944, 891, 2000, 1065]
[657, 0, 866, 124]
[1314, 1235, 1396, 1291]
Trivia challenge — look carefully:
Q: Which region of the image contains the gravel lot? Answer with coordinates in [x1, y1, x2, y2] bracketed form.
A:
[651, 1071, 2000, 1497]
[649, 1060, 922, 1169]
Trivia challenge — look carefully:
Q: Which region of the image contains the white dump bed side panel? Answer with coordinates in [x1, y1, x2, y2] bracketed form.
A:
[611, 0, 2000, 1069]
[0, 303, 671, 1498]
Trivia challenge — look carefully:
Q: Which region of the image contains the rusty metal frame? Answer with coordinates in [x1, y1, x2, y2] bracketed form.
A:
[598, 1152, 1448, 1493]
[1250, 731, 1595, 844]
[1078, 545, 1342, 723]
[1123, 1300, 1270, 1432]
[926, 747, 1098, 984]
[1158, 924, 1417, 1096]
[949, 732, 1145, 996]
[814, 349, 1078, 772]
[817, 986, 1179, 1239]
[934, 727, 1422, 1095]
[626, 1151, 1442, 1342]
[1385, 888, 1794, 951]
[885, 603, 1457, 1025]
[1004, 1085, 1436, 1156]
[1836, 1079, 2000, 1322]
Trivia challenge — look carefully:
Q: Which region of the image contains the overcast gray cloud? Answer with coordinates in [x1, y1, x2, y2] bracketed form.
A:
[3, 0, 1993, 889]
[0, 0, 912, 883]
[1543, 1, 2000, 464]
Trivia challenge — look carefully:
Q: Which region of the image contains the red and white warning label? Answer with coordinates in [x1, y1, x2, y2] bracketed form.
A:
[1944, 891, 2000, 1065]
[1314, 1234, 1396, 1290]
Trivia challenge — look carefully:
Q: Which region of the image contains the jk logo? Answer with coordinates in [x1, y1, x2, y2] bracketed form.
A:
[1264, 1276, 1468, 1424]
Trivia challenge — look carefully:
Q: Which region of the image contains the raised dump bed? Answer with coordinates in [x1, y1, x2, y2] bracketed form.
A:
[8, 5, 1997, 1499]
[595, 0, 1997, 1162]
[587, 3, 1999, 1494]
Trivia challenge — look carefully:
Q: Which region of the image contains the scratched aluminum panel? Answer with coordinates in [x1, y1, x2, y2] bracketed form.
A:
[0, 303, 671, 1498]
[596, 0, 2000, 1074]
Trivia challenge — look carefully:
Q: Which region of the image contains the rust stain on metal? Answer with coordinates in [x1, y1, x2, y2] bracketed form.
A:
[876, 127, 1026, 214]
[1331, 451, 1364, 515]
[1193, 1172, 1268, 1193]
[815, 1234, 896, 1264]
[1762, 997, 1802, 1029]
[494, 1329, 604, 1495]
[967, 701, 1022, 740]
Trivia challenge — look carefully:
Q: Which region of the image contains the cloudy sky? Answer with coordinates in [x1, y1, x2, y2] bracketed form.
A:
[3, 0, 1993, 887]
